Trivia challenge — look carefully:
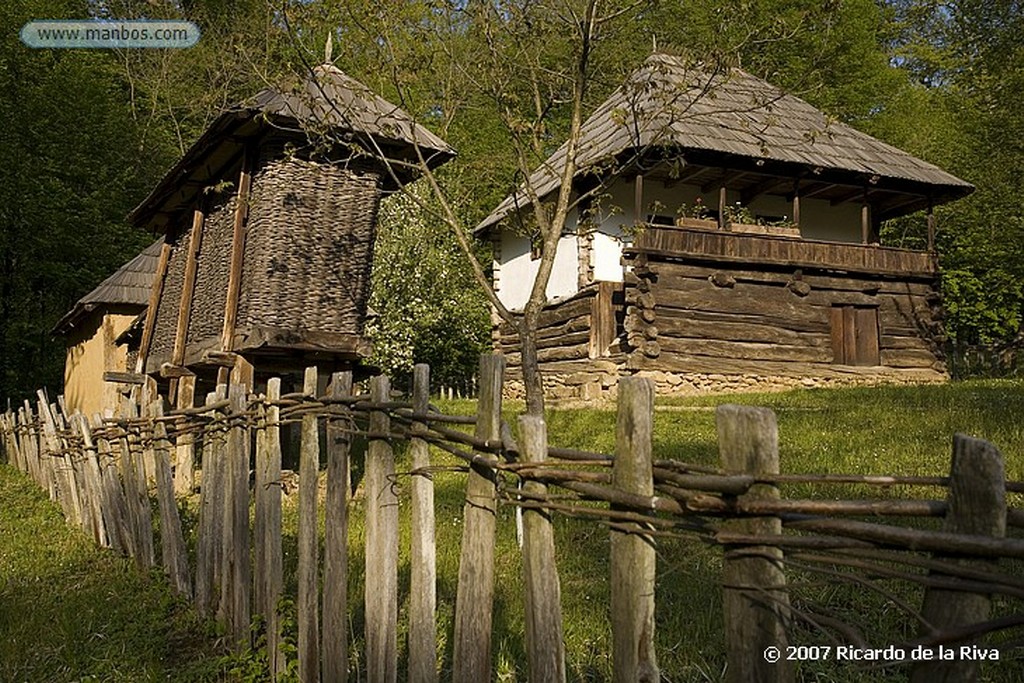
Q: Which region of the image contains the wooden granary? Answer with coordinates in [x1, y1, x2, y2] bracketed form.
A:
[130, 64, 453, 386]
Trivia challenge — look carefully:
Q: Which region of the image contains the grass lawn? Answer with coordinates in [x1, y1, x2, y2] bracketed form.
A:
[2, 379, 1023, 681]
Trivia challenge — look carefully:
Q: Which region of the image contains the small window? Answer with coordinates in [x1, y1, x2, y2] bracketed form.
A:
[830, 305, 880, 366]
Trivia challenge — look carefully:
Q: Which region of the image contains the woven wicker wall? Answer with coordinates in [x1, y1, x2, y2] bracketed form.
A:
[235, 155, 381, 338]
[148, 234, 184, 360]
[186, 193, 236, 349]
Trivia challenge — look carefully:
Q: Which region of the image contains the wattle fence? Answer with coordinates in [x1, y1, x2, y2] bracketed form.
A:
[2, 353, 1024, 682]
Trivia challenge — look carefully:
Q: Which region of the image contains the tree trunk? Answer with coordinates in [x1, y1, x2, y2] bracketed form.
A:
[519, 310, 545, 416]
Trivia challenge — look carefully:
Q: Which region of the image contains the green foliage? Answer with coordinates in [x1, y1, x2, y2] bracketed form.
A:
[366, 179, 490, 387]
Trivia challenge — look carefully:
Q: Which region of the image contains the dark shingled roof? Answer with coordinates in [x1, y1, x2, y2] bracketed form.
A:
[477, 53, 973, 231]
[130, 64, 455, 229]
[53, 240, 161, 334]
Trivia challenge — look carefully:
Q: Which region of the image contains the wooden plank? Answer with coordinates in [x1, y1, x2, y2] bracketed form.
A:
[911, 435, 1006, 683]
[654, 337, 832, 364]
[323, 371, 353, 683]
[519, 415, 566, 682]
[653, 313, 831, 346]
[220, 150, 253, 353]
[717, 405, 792, 683]
[842, 306, 857, 366]
[855, 307, 881, 366]
[94, 414, 132, 556]
[610, 378, 659, 683]
[366, 375, 398, 683]
[37, 394, 79, 525]
[298, 367, 321, 683]
[122, 396, 155, 570]
[830, 306, 846, 364]
[150, 400, 192, 598]
[255, 378, 285, 678]
[453, 354, 505, 683]
[589, 281, 618, 359]
[135, 239, 172, 374]
[409, 364, 438, 683]
[103, 371, 147, 385]
[76, 415, 108, 547]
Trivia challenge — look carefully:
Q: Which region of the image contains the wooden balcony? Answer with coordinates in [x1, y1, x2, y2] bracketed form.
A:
[629, 224, 938, 279]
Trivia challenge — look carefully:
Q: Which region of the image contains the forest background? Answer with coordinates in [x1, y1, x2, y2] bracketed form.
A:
[0, 0, 1021, 401]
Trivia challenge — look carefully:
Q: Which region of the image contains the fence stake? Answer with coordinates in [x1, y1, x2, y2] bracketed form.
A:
[76, 415, 109, 547]
[120, 396, 154, 570]
[323, 370, 353, 683]
[911, 434, 1006, 683]
[366, 374, 398, 683]
[37, 393, 80, 526]
[409, 364, 438, 683]
[255, 378, 285, 677]
[611, 377, 659, 683]
[150, 400, 192, 598]
[94, 414, 132, 556]
[196, 387, 227, 616]
[519, 414, 567, 683]
[453, 353, 505, 683]
[298, 367, 321, 683]
[717, 404, 792, 683]
[173, 375, 196, 494]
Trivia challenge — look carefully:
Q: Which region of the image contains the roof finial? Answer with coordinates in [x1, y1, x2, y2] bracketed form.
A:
[325, 31, 334, 64]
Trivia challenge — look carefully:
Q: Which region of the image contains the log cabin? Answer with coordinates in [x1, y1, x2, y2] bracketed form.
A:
[476, 53, 974, 399]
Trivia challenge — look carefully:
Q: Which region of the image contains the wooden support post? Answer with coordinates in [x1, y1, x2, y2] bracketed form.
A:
[717, 405, 792, 683]
[861, 190, 871, 245]
[255, 377, 285, 678]
[366, 374, 398, 683]
[927, 201, 936, 252]
[135, 239, 172, 374]
[409, 364, 438, 683]
[298, 367, 320, 683]
[169, 207, 205, 402]
[792, 180, 801, 228]
[519, 414, 567, 683]
[220, 150, 253, 361]
[323, 371, 353, 683]
[150, 400, 192, 598]
[453, 353, 505, 683]
[611, 378, 658, 683]
[910, 435, 1006, 683]
[719, 185, 728, 229]
[634, 173, 645, 225]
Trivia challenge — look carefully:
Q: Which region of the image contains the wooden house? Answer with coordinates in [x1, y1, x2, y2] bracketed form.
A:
[130, 64, 454, 395]
[476, 54, 974, 398]
[53, 240, 161, 415]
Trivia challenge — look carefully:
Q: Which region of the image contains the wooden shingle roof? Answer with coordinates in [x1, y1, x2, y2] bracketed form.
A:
[130, 64, 455, 229]
[477, 53, 972, 231]
[53, 240, 161, 334]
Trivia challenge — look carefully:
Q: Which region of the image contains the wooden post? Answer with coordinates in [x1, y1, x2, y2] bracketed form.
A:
[910, 434, 1006, 683]
[195, 387, 227, 615]
[409, 364, 437, 683]
[298, 367, 320, 683]
[719, 185, 728, 229]
[791, 180, 801, 228]
[519, 414, 566, 683]
[610, 378, 658, 683]
[717, 405, 793, 683]
[366, 374, 398, 683]
[634, 173, 645, 225]
[323, 371, 353, 683]
[226, 383, 252, 649]
[219, 149, 254, 378]
[37, 393, 81, 526]
[94, 414, 132, 556]
[173, 375, 196, 494]
[255, 377, 285, 678]
[861, 191, 871, 245]
[169, 207, 205, 401]
[135, 239, 172, 374]
[453, 353, 505, 683]
[150, 400, 192, 598]
[927, 201, 936, 252]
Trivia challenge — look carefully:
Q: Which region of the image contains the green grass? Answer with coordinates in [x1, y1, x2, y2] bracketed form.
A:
[2, 379, 1024, 680]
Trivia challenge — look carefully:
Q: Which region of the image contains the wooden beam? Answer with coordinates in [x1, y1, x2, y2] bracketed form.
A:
[634, 173, 644, 224]
[832, 186, 877, 207]
[861, 191, 871, 245]
[718, 186, 727, 229]
[134, 239, 172, 374]
[798, 182, 835, 200]
[170, 206, 206, 401]
[104, 371, 147, 385]
[703, 170, 747, 194]
[220, 147, 253, 353]
[927, 201, 936, 252]
[664, 164, 712, 188]
[740, 177, 789, 205]
[792, 180, 801, 228]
